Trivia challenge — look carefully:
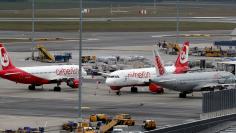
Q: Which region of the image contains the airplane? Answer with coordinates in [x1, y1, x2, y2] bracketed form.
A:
[0, 43, 87, 92]
[150, 45, 236, 98]
[105, 41, 190, 95]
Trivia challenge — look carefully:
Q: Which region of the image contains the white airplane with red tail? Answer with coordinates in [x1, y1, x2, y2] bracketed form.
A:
[0, 43, 86, 91]
[151, 43, 236, 98]
[105, 41, 190, 95]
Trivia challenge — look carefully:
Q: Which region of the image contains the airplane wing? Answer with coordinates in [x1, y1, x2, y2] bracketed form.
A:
[4, 72, 21, 76]
[149, 79, 176, 83]
[193, 83, 236, 91]
[97, 72, 110, 78]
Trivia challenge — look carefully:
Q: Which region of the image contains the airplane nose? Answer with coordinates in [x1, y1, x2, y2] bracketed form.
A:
[105, 78, 114, 86]
[105, 78, 111, 85]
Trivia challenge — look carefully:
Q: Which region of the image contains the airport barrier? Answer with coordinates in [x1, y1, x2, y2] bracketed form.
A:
[147, 113, 236, 133]
[202, 89, 236, 113]
[214, 40, 236, 47]
[147, 89, 236, 133]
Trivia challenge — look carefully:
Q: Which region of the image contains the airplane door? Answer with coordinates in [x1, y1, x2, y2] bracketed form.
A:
[124, 76, 128, 82]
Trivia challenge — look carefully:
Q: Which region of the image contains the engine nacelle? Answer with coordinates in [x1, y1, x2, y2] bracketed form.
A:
[110, 86, 122, 90]
[67, 79, 79, 88]
[149, 83, 164, 94]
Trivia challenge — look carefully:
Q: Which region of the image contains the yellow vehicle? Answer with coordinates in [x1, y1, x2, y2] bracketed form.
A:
[62, 122, 77, 132]
[165, 43, 181, 55]
[77, 127, 95, 133]
[78, 122, 89, 128]
[32, 45, 55, 62]
[143, 120, 157, 130]
[100, 114, 135, 133]
[204, 47, 223, 57]
[83, 127, 96, 133]
[115, 114, 135, 126]
[89, 114, 108, 122]
[170, 43, 180, 53]
[82, 56, 96, 63]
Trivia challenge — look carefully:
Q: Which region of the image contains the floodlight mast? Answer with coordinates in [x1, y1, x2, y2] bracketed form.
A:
[176, 0, 180, 44]
[78, 0, 83, 119]
[32, 0, 35, 48]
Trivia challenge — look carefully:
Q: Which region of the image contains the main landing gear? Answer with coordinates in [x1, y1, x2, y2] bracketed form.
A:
[28, 85, 35, 90]
[54, 82, 61, 92]
[179, 92, 187, 98]
[116, 91, 121, 95]
[131, 86, 138, 93]
[28, 83, 62, 92]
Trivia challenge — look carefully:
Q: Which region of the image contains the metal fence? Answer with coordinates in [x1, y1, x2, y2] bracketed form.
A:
[202, 89, 236, 113]
[147, 113, 236, 133]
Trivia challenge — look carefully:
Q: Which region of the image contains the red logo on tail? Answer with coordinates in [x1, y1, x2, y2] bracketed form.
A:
[174, 41, 189, 73]
[0, 47, 9, 67]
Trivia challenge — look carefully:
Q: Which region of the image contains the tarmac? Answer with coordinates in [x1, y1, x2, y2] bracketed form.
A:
[0, 30, 232, 130]
[0, 74, 202, 129]
[0, 50, 201, 129]
[0, 30, 232, 52]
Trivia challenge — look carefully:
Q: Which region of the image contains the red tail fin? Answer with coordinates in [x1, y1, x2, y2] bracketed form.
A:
[153, 47, 166, 76]
[174, 41, 189, 73]
[0, 43, 15, 70]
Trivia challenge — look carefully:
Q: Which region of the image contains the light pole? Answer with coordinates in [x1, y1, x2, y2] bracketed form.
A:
[154, 0, 156, 14]
[32, 0, 35, 49]
[176, 0, 180, 44]
[78, 0, 83, 119]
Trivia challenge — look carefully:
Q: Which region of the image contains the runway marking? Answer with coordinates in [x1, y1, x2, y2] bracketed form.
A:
[151, 35, 173, 38]
[192, 17, 226, 19]
[87, 38, 100, 41]
[74, 107, 90, 109]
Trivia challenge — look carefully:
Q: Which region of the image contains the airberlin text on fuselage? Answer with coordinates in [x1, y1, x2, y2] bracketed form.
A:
[56, 67, 79, 76]
[128, 71, 151, 78]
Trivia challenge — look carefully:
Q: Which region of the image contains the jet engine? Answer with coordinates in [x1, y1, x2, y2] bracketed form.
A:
[149, 83, 164, 94]
[110, 86, 122, 90]
[67, 79, 79, 88]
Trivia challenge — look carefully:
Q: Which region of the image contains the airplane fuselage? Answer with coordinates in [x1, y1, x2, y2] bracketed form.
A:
[151, 71, 236, 92]
[0, 65, 85, 85]
[105, 65, 176, 90]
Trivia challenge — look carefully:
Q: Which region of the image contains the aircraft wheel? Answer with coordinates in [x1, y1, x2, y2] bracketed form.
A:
[116, 91, 121, 95]
[54, 86, 61, 92]
[131, 87, 138, 93]
[160, 88, 164, 94]
[219, 86, 224, 90]
[179, 92, 186, 98]
[28, 85, 35, 90]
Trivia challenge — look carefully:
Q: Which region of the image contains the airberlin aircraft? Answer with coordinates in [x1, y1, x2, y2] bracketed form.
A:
[105, 42, 189, 95]
[0, 44, 86, 91]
